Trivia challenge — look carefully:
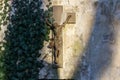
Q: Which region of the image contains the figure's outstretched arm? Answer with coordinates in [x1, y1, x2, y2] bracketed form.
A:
[46, 18, 52, 26]
[62, 15, 72, 25]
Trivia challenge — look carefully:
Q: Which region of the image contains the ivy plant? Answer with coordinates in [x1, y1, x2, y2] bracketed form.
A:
[0, 0, 10, 80]
[0, 0, 10, 30]
[0, 0, 53, 80]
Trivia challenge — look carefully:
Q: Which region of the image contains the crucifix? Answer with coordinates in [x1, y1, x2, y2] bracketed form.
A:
[46, 15, 71, 68]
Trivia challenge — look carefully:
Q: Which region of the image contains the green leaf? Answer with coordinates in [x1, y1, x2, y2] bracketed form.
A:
[0, 0, 53, 79]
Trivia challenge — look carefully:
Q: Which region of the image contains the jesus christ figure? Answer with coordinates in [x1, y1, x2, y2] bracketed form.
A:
[46, 15, 71, 68]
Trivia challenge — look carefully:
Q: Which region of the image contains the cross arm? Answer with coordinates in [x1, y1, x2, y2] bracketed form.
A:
[62, 15, 72, 25]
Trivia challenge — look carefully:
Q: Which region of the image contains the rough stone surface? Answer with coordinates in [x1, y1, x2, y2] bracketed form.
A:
[51, 0, 120, 80]
[1, 0, 120, 80]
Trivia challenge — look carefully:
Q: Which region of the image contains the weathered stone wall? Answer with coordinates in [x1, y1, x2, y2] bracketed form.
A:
[44, 0, 120, 80]
[41, 0, 97, 79]
[56, 0, 96, 79]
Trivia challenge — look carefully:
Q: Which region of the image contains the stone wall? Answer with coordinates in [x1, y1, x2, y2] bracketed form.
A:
[42, 0, 120, 80]
[40, 0, 96, 79]
[54, 0, 96, 79]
